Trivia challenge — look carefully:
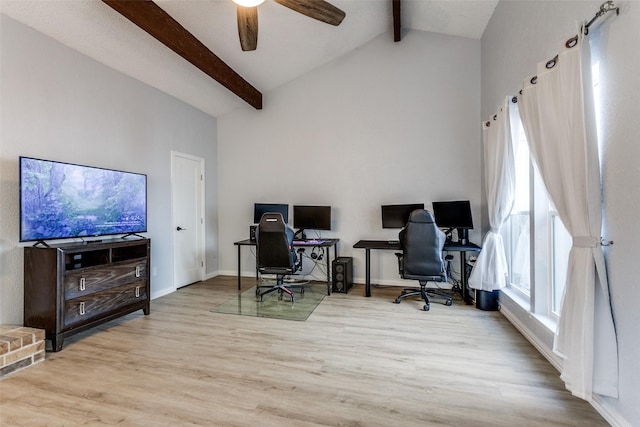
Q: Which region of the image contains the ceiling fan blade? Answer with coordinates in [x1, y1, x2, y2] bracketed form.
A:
[237, 6, 258, 51]
[273, 0, 345, 26]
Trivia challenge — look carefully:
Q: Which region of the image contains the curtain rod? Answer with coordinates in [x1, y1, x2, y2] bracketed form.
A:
[584, 1, 619, 35]
[508, 1, 619, 105]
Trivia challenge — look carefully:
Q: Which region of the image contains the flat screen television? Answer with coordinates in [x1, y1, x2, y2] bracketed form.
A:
[432, 200, 473, 244]
[19, 157, 147, 243]
[253, 203, 289, 224]
[293, 205, 331, 231]
[381, 203, 425, 229]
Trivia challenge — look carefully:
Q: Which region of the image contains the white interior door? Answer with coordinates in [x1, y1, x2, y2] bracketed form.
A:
[172, 152, 204, 288]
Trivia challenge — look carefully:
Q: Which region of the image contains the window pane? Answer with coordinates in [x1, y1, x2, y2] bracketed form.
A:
[551, 213, 571, 315]
[509, 212, 530, 294]
[506, 122, 530, 295]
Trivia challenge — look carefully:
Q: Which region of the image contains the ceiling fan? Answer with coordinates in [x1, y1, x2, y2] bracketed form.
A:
[233, 0, 346, 51]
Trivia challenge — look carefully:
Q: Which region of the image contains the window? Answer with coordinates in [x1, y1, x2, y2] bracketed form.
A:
[547, 60, 600, 318]
[503, 105, 570, 321]
[503, 59, 601, 324]
[551, 210, 571, 316]
[503, 120, 530, 297]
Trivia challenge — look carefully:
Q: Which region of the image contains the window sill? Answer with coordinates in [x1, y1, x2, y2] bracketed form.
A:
[500, 287, 562, 372]
[533, 312, 558, 333]
[501, 286, 558, 333]
[501, 286, 530, 310]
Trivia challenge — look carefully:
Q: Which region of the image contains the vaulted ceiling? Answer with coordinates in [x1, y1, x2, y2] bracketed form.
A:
[1, 0, 498, 117]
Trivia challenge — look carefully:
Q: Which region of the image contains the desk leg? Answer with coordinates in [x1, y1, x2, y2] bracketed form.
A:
[237, 245, 242, 290]
[325, 247, 331, 295]
[365, 248, 371, 297]
[460, 251, 472, 305]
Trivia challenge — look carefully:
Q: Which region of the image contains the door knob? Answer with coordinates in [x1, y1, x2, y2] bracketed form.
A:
[176, 226, 186, 231]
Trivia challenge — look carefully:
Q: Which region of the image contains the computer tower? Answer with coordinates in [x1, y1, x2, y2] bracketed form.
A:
[332, 257, 353, 293]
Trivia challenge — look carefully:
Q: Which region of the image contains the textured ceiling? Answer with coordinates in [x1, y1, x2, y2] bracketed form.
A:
[1, 0, 498, 117]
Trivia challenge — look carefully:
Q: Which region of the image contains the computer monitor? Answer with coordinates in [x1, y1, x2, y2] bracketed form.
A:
[253, 203, 289, 224]
[432, 200, 473, 243]
[293, 205, 331, 232]
[381, 203, 425, 229]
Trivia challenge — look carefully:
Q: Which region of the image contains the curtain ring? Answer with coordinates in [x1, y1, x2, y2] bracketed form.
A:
[493, 114, 497, 120]
[566, 35, 579, 48]
[485, 121, 491, 127]
[546, 55, 558, 69]
[530, 76, 538, 85]
[511, 96, 518, 103]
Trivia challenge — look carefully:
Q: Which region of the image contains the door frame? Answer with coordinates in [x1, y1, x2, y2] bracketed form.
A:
[171, 151, 206, 290]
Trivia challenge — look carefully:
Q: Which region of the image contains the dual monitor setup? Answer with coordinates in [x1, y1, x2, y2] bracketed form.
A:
[252, 203, 331, 240]
[382, 200, 473, 244]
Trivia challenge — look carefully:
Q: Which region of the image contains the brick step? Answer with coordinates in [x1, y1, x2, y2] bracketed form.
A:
[0, 325, 45, 377]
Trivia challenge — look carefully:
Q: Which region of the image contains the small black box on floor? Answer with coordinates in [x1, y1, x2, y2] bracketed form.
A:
[476, 289, 500, 311]
[332, 257, 353, 293]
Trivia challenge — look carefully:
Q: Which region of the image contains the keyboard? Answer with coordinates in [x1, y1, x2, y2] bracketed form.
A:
[293, 239, 325, 245]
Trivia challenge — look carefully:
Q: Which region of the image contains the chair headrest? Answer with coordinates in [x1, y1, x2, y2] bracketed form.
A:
[407, 209, 436, 224]
[260, 212, 285, 223]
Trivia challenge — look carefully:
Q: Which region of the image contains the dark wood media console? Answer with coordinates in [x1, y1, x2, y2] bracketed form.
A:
[24, 238, 151, 351]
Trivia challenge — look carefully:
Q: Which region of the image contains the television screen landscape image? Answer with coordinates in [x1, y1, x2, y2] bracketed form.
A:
[20, 157, 147, 242]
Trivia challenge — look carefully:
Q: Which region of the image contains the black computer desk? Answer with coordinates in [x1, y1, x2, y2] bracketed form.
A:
[352, 239, 481, 304]
[234, 238, 339, 295]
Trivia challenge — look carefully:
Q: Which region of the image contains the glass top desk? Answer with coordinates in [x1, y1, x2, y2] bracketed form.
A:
[352, 239, 480, 304]
[234, 238, 339, 296]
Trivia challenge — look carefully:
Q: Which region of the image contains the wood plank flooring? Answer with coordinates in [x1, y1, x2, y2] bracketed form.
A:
[0, 276, 608, 426]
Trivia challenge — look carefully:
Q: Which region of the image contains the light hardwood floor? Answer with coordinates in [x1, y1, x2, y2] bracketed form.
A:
[1, 276, 608, 426]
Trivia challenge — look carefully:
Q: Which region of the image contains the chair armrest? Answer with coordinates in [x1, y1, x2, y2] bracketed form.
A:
[395, 252, 404, 275]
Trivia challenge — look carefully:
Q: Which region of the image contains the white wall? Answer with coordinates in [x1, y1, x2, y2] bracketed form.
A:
[0, 15, 219, 324]
[217, 30, 481, 285]
[481, 1, 640, 425]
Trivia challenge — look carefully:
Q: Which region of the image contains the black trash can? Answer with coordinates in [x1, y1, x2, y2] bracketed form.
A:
[476, 290, 500, 311]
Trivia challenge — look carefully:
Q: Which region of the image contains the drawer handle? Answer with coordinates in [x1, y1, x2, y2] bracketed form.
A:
[135, 286, 141, 298]
[135, 266, 141, 278]
[79, 301, 86, 316]
[79, 277, 86, 291]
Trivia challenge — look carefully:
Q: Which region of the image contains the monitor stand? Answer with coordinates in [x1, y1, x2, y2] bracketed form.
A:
[457, 228, 468, 245]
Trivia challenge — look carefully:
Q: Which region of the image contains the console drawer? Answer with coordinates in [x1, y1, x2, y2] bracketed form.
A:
[64, 261, 147, 300]
[63, 282, 148, 328]
[24, 238, 150, 351]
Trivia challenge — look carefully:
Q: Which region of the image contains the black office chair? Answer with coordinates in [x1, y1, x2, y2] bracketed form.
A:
[255, 212, 302, 302]
[395, 209, 452, 311]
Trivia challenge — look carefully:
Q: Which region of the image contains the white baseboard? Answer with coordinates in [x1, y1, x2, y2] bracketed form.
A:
[590, 394, 633, 427]
[217, 269, 254, 278]
[500, 305, 631, 426]
[151, 286, 174, 300]
[499, 304, 563, 372]
[204, 270, 218, 280]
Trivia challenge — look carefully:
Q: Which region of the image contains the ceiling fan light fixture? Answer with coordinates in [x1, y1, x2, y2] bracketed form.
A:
[232, 0, 265, 7]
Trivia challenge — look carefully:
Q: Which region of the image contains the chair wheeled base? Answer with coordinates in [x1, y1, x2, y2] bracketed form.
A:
[256, 276, 304, 302]
[394, 280, 452, 311]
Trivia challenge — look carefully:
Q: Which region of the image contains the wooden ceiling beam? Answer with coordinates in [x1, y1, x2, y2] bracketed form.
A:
[103, 0, 262, 110]
[393, 0, 401, 42]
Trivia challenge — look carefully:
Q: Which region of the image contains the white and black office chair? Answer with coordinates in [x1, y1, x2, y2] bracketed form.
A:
[395, 209, 452, 311]
[255, 212, 302, 302]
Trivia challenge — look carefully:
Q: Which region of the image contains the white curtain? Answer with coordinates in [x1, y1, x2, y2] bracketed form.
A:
[468, 97, 515, 291]
[518, 31, 618, 399]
